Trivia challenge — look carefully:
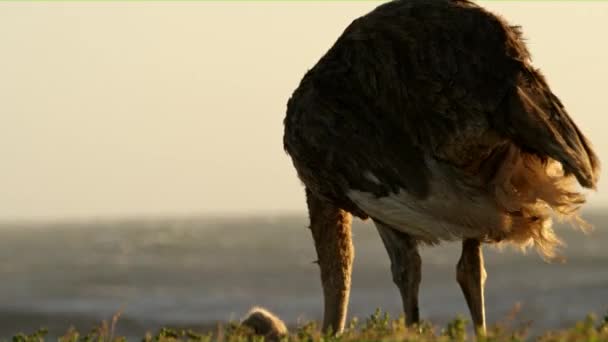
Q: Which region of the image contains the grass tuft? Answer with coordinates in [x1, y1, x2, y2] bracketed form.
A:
[6, 310, 608, 342]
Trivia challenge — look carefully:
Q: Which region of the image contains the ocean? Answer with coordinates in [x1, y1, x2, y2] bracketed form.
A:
[0, 211, 606, 338]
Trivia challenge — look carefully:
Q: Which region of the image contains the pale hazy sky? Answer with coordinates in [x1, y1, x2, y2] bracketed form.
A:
[0, 2, 607, 221]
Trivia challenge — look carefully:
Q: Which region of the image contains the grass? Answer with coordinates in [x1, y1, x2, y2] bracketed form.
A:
[7, 309, 608, 342]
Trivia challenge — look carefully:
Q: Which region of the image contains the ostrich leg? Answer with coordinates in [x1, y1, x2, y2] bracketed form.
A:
[456, 239, 487, 334]
[305, 189, 354, 334]
[374, 221, 421, 324]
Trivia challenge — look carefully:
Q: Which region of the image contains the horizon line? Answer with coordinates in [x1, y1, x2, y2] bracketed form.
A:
[1, 205, 606, 226]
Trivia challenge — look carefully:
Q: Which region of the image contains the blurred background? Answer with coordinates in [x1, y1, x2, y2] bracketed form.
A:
[0, 1, 607, 339]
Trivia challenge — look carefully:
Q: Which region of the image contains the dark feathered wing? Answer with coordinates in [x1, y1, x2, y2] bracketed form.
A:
[499, 69, 599, 188]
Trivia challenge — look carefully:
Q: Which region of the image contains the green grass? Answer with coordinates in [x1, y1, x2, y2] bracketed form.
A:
[7, 309, 608, 342]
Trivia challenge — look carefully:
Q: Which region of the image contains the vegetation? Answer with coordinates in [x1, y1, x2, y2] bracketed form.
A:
[7, 309, 608, 342]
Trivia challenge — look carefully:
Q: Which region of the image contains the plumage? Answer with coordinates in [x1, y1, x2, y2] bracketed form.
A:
[283, 0, 599, 258]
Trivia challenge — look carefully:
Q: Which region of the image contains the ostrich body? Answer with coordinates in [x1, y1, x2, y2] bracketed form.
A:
[283, 0, 600, 335]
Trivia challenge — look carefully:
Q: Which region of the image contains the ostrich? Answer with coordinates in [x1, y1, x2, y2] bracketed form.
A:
[283, 0, 599, 335]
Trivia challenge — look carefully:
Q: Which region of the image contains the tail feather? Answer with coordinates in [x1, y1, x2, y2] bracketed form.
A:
[493, 143, 592, 260]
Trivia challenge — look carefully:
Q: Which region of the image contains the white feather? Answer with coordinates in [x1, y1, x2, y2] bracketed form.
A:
[348, 160, 506, 243]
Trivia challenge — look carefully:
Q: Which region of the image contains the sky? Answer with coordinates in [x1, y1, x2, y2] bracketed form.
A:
[0, 2, 607, 221]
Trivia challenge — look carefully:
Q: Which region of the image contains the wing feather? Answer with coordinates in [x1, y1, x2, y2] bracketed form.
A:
[498, 68, 600, 188]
